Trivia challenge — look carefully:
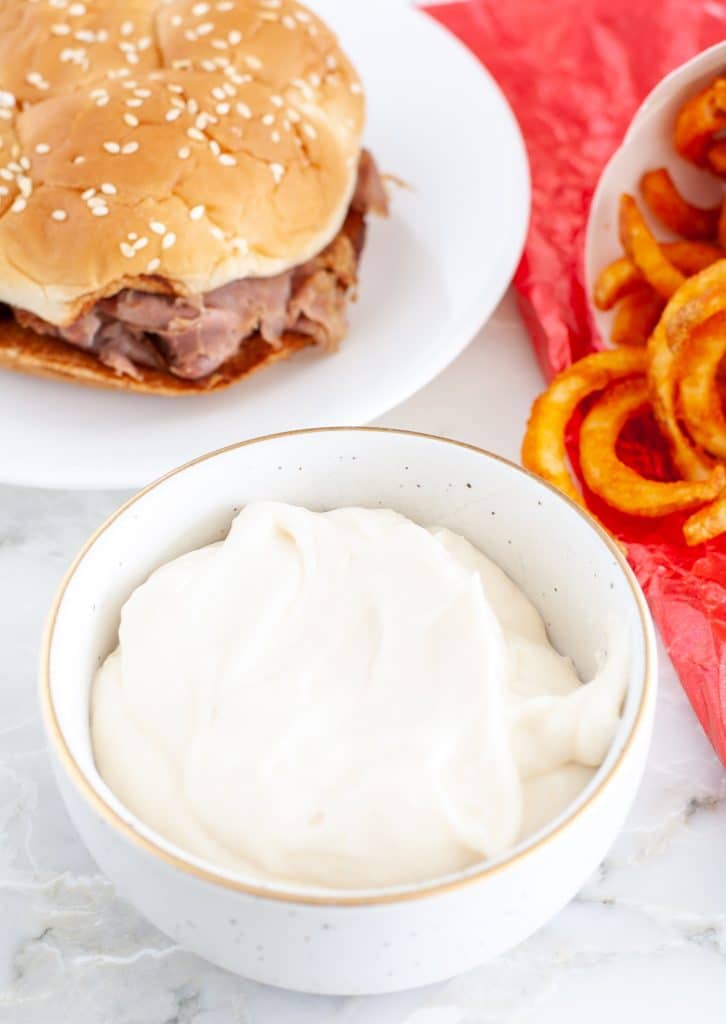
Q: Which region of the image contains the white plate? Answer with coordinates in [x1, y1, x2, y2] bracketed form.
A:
[586, 46, 726, 344]
[0, 0, 530, 489]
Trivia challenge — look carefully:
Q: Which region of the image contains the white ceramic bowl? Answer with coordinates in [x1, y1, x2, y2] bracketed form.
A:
[586, 44, 726, 345]
[41, 428, 657, 996]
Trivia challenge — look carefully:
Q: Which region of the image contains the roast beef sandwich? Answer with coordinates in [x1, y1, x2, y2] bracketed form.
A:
[0, 0, 387, 394]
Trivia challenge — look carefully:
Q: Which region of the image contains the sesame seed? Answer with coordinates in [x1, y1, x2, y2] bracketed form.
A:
[286, 107, 300, 123]
[126, 97, 143, 108]
[0, 169, 13, 181]
[281, 14, 296, 29]
[189, 204, 205, 220]
[303, 123, 317, 139]
[269, 162, 284, 184]
[26, 71, 50, 91]
[103, 141, 121, 154]
[244, 55, 262, 70]
[236, 102, 251, 118]
[187, 127, 205, 141]
[209, 140, 221, 156]
[51, 23, 71, 36]
[133, 236, 148, 250]
[270, 131, 280, 144]
[192, 1, 210, 13]
[10, 197, 26, 213]
[171, 14, 183, 27]
[297, 10, 312, 22]
[211, 86, 226, 100]
[211, 225, 224, 240]
[126, 52, 140, 65]
[101, 183, 117, 195]
[0, 186, 8, 196]
[82, 188, 96, 200]
[228, 29, 242, 45]
[51, 209, 67, 221]
[128, 232, 138, 241]
[0, 110, 12, 121]
[120, 20, 134, 36]
[0, 91, 15, 110]
[17, 176, 32, 197]
[134, 88, 151, 98]
[162, 232, 176, 250]
[201, 59, 217, 72]
[167, 83, 184, 94]
[120, 242, 136, 258]
[73, 155, 86, 164]
[165, 108, 182, 122]
[211, 38, 227, 50]
[216, 102, 230, 115]
[187, 98, 199, 114]
[123, 113, 139, 127]
[68, 2, 86, 15]
[95, 95, 110, 107]
[137, 36, 151, 51]
[150, 221, 166, 234]
[19, 156, 31, 171]
[270, 95, 284, 107]
[217, 0, 234, 9]
[147, 257, 161, 273]
[223, 82, 236, 96]
[91, 204, 109, 216]
[218, 153, 236, 166]
[261, 113, 274, 126]
[197, 22, 214, 36]
[121, 141, 139, 154]
[177, 146, 191, 159]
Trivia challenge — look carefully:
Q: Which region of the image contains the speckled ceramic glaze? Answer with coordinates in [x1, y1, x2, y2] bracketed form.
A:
[41, 428, 657, 996]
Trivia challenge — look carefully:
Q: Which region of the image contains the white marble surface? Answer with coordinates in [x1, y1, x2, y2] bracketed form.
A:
[2, 291, 726, 1022]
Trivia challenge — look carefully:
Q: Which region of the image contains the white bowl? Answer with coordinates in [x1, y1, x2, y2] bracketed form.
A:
[586, 45, 726, 345]
[40, 428, 657, 996]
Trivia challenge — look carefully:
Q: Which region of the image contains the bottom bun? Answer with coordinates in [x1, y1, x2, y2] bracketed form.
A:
[0, 319, 312, 397]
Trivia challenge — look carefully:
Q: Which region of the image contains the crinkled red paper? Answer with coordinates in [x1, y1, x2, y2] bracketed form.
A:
[424, 0, 726, 763]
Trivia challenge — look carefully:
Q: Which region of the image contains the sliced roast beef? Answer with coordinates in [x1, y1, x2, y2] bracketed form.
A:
[10, 151, 387, 381]
[352, 150, 389, 216]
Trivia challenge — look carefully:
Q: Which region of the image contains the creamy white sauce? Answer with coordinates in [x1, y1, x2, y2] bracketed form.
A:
[91, 503, 627, 891]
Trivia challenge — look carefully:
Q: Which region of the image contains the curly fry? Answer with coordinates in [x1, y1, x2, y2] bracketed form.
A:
[684, 489, 726, 546]
[674, 78, 726, 167]
[647, 261, 726, 480]
[678, 312, 726, 459]
[593, 258, 643, 311]
[641, 168, 720, 240]
[580, 380, 726, 517]
[611, 288, 664, 347]
[522, 350, 649, 504]
[619, 194, 685, 299]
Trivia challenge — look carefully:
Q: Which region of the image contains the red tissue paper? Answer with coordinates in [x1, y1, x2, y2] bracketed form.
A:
[423, 0, 726, 763]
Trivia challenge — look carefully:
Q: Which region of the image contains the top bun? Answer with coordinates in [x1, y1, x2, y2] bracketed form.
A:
[0, 0, 365, 326]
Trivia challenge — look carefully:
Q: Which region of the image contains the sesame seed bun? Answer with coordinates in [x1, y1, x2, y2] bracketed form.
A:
[0, 0, 365, 327]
